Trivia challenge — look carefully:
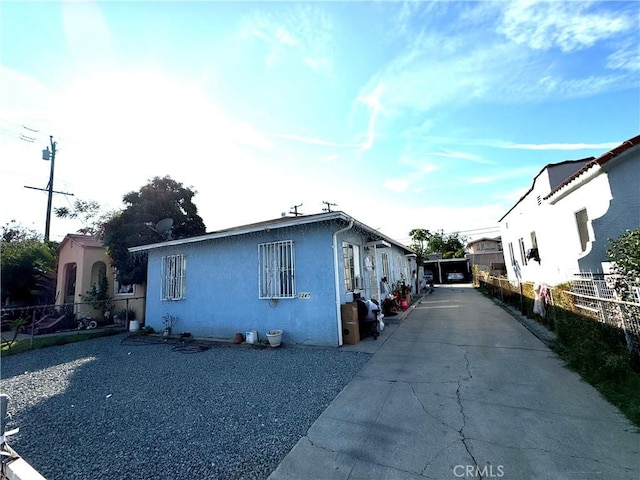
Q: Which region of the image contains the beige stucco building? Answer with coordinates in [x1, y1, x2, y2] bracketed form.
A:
[56, 234, 145, 322]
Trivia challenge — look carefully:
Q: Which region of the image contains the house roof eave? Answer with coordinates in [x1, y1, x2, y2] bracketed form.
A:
[497, 157, 595, 223]
[128, 211, 414, 255]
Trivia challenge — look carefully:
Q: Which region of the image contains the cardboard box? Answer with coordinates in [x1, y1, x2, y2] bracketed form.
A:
[341, 302, 358, 322]
[341, 303, 360, 345]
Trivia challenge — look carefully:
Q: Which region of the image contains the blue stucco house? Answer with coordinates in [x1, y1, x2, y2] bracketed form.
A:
[129, 211, 416, 347]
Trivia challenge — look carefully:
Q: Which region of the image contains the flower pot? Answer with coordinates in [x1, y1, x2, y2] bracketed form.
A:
[233, 332, 245, 344]
[266, 329, 283, 347]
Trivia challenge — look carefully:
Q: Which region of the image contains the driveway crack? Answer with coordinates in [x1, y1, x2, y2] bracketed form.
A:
[456, 347, 482, 478]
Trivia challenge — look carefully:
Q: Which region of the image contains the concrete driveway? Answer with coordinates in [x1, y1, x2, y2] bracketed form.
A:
[270, 285, 640, 479]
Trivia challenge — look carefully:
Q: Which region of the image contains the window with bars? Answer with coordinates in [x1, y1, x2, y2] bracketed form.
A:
[259, 240, 296, 299]
[342, 242, 362, 292]
[161, 254, 186, 300]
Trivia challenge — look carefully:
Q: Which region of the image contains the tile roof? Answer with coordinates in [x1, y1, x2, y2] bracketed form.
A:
[499, 134, 640, 222]
[544, 134, 640, 200]
[60, 234, 104, 249]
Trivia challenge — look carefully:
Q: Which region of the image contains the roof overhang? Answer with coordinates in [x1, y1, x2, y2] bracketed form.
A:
[129, 211, 414, 255]
[365, 240, 391, 248]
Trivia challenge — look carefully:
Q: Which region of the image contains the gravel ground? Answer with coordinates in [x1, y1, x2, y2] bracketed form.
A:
[0, 333, 371, 480]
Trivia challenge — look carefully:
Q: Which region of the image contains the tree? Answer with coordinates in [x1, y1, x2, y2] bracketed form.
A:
[607, 228, 640, 301]
[1, 220, 41, 243]
[55, 199, 113, 235]
[409, 228, 467, 259]
[607, 228, 640, 280]
[102, 176, 206, 285]
[1, 223, 57, 305]
[409, 228, 431, 265]
[606, 228, 640, 354]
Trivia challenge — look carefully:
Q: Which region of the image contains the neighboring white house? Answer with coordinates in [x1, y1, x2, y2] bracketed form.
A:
[499, 135, 640, 285]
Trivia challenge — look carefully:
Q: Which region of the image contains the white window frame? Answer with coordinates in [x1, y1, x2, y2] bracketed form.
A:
[161, 254, 186, 301]
[381, 252, 390, 280]
[342, 242, 362, 292]
[259, 240, 296, 299]
[114, 274, 135, 296]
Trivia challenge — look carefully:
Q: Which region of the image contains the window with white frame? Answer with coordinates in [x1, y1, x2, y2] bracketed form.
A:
[161, 254, 186, 301]
[259, 240, 296, 299]
[381, 252, 390, 280]
[342, 242, 362, 292]
[114, 274, 135, 295]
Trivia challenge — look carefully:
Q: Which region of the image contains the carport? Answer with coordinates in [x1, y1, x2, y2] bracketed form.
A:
[423, 258, 470, 283]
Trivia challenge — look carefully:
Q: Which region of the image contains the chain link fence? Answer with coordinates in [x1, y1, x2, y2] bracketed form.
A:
[1, 297, 144, 345]
[566, 273, 640, 357]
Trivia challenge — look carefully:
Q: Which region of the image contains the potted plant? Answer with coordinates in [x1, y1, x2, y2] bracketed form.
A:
[266, 329, 283, 347]
[162, 314, 177, 337]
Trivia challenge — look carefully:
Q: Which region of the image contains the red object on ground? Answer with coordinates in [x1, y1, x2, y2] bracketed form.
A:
[400, 298, 409, 310]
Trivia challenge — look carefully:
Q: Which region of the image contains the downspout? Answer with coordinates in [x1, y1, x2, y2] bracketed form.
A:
[333, 220, 354, 346]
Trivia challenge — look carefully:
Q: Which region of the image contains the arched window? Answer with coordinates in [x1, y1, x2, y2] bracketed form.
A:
[91, 262, 107, 286]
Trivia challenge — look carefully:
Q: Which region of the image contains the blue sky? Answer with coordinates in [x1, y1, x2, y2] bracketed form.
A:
[1, 1, 638, 245]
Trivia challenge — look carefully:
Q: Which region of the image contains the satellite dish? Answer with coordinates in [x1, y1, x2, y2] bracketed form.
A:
[155, 218, 174, 240]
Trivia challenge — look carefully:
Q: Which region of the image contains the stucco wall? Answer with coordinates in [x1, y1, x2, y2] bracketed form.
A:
[143, 221, 412, 346]
[500, 147, 639, 285]
[56, 237, 145, 322]
[501, 171, 611, 284]
[55, 240, 104, 305]
[145, 223, 341, 346]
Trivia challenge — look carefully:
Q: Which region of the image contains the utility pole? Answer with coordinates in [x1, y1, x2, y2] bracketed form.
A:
[44, 136, 56, 242]
[24, 136, 73, 242]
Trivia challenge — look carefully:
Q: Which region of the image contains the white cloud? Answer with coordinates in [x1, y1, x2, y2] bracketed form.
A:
[242, 5, 334, 75]
[496, 1, 633, 53]
[356, 1, 638, 124]
[275, 27, 296, 46]
[607, 41, 640, 71]
[383, 178, 410, 193]
[62, 1, 114, 71]
[470, 167, 539, 186]
[276, 133, 360, 148]
[429, 150, 493, 165]
[382, 160, 438, 193]
[356, 82, 385, 150]
[500, 141, 620, 151]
